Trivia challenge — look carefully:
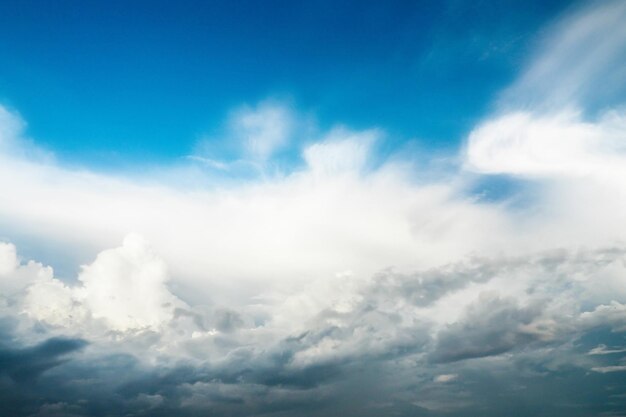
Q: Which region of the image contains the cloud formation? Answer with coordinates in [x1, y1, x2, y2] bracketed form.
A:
[1, 1, 626, 416]
[2, 241, 626, 416]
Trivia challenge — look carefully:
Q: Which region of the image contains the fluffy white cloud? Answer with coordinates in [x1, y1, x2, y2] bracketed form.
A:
[465, 109, 626, 180]
[75, 233, 181, 331]
[0, 241, 18, 276]
[7, 234, 182, 335]
[0, 241, 54, 297]
[23, 276, 81, 328]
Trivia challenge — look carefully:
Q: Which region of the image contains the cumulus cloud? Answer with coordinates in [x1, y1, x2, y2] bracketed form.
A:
[1, 235, 184, 339]
[0, 241, 54, 297]
[75, 233, 180, 331]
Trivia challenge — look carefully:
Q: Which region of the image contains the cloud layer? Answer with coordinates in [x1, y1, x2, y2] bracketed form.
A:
[1, 1, 626, 416]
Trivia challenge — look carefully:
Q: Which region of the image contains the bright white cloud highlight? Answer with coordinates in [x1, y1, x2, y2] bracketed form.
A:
[465, 109, 626, 180]
[75, 233, 180, 331]
[303, 127, 378, 176]
[19, 234, 182, 333]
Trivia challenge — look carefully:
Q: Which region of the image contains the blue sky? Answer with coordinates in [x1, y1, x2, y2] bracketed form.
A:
[3, 1, 626, 416]
[0, 0, 574, 165]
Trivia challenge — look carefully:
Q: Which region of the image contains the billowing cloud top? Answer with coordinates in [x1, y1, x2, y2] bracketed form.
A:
[1, 2, 626, 416]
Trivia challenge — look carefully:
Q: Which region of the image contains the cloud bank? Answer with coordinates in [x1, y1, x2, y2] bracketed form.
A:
[1, 1, 626, 416]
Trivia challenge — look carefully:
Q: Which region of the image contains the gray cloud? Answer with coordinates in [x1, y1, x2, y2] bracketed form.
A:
[3, 243, 626, 416]
[430, 295, 544, 363]
[0, 336, 87, 383]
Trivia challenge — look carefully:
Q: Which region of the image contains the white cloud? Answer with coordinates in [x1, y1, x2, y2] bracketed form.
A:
[0, 241, 54, 297]
[465, 109, 626, 180]
[591, 365, 626, 373]
[75, 233, 181, 331]
[465, 1, 626, 187]
[0, 241, 19, 276]
[303, 127, 378, 176]
[462, 1, 626, 254]
[588, 345, 626, 355]
[501, 0, 626, 109]
[23, 276, 82, 328]
[231, 100, 295, 161]
[433, 374, 458, 383]
[14, 234, 183, 334]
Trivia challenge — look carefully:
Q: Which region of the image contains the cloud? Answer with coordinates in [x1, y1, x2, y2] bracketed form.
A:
[466, 0, 626, 186]
[433, 373, 457, 383]
[75, 233, 181, 331]
[463, 1, 626, 254]
[0, 337, 87, 382]
[1, 1, 626, 415]
[0, 105, 25, 152]
[588, 344, 626, 355]
[232, 100, 295, 161]
[465, 109, 626, 179]
[1, 242, 626, 415]
[0, 104, 515, 314]
[430, 293, 545, 363]
[22, 235, 185, 336]
[591, 365, 626, 373]
[193, 99, 299, 172]
[500, 0, 626, 109]
[303, 127, 379, 176]
[0, 242, 18, 275]
[0, 241, 54, 297]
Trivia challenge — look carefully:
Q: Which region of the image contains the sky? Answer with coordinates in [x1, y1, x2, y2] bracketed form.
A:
[1, 1, 626, 416]
[0, 0, 574, 164]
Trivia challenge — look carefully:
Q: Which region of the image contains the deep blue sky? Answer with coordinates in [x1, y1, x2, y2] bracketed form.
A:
[0, 0, 575, 165]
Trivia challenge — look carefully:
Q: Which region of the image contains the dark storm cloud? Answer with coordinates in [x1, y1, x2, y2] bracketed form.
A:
[0, 330, 87, 417]
[0, 337, 87, 382]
